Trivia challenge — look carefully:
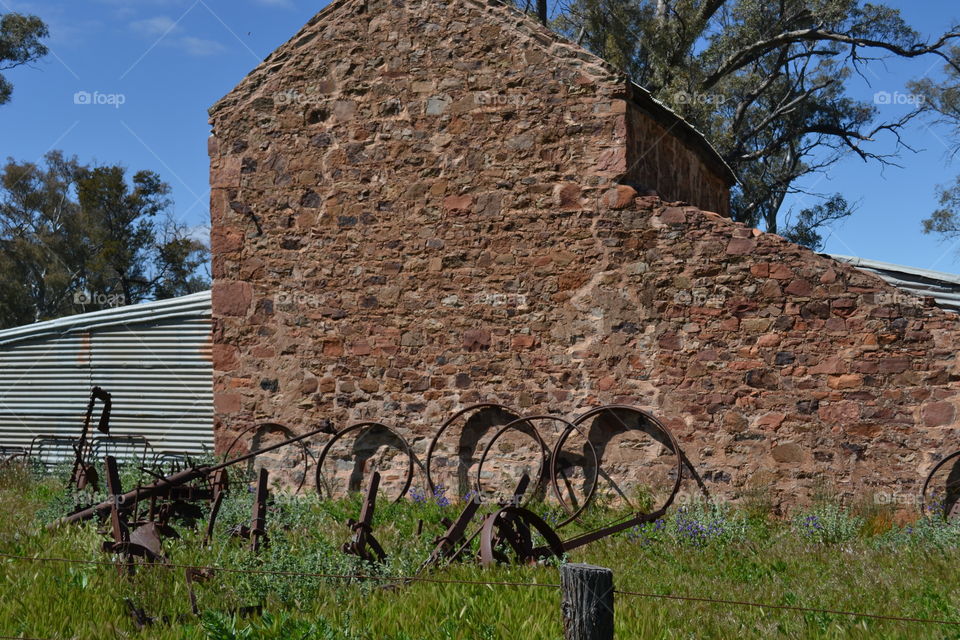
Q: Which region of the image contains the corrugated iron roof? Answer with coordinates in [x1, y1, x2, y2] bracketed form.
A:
[829, 254, 960, 313]
[0, 290, 211, 346]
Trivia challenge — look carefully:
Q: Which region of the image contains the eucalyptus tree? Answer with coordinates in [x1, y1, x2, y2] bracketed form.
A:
[537, 0, 959, 247]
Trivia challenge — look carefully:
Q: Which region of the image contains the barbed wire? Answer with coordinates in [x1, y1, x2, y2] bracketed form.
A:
[0, 552, 559, 590]
[613, 588, 960, 627]
[0, 551, 958, 636]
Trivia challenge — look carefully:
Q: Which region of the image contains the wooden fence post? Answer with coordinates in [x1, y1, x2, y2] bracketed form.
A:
[560, 563, 614, 640]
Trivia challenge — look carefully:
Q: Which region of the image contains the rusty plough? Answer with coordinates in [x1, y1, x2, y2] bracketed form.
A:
[42, 389, 704, 625]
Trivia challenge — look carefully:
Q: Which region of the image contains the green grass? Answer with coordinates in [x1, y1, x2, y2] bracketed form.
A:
[1, 463, 959, 639]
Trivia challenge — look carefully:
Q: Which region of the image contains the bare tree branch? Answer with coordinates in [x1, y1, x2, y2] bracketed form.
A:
[703, 29, 960, 89]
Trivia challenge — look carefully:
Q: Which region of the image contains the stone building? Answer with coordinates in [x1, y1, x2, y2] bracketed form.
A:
[208, 0, 960, 508]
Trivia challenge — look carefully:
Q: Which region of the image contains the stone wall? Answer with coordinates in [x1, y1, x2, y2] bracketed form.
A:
[209, 179, 960, 507]
[208, 0, 960, 509]
[624, 95, 731, 217]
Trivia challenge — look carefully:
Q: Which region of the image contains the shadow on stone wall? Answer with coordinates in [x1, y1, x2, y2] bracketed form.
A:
[574, 408, 709, 508]
[945, 458, 960, 517]
[343, 425, 410, 494]
[455, 406, 522, 497]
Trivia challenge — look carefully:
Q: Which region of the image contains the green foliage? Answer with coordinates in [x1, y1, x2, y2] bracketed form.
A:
[0, 151, 87, 326]
[0, 151, 209, 328]
[874, 514, 960, 549]
[792, 503, 863, 544]
[781, 194, 853, 251]
[0, 12, 48, 105]
[200, 610, 361, 640]
[5, 463, 960, 639]
[910, 46, 960, 246]
[628, 500, 748, 547]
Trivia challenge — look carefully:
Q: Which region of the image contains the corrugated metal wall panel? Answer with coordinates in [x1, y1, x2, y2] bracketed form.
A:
[0, 333, 92, 455]
[89, 317, 213, 457]
[0, 293, 213, 462]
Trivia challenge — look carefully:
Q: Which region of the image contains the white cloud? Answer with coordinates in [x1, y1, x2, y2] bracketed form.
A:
[186, 224, 211, 248]
[178, 36, 226, 56]
[131, 16, 180, 37]
[4, 2, 101, 48]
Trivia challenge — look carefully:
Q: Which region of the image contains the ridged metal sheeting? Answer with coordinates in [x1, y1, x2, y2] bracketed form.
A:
[0, 291, 213, 461]
[829, 255, 960, 314]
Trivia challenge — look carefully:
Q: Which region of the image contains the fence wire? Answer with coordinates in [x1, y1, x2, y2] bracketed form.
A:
[0, 551, 958, 639]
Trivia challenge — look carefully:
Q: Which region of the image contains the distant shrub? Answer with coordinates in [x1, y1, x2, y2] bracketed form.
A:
[628, 501, 747, 548]
[874, 514, 960, 549]
[792, 503, 862, 544]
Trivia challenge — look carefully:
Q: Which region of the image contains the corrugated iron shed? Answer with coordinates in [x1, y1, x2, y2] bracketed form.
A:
[0, 291, 213, 461]
[830, 254, 960, 314]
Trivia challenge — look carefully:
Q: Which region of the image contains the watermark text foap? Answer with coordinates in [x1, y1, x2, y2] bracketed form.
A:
[872, 291, 917, 306]
[673, 289, 726, 307]
[474, 292, 529, 309]
[670, 91, 727, 106]
[274, 291, 325, 308]
[873, 491, 923, 506]
[273, 89, 325, 106]
[873, 91, 925, 106]
[73, 290, 125, 308]
[476, 92, 526, 108]
[73, 91, 126, 109]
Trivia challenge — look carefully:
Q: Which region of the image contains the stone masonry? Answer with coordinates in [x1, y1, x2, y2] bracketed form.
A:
[208, 0, 960, 508]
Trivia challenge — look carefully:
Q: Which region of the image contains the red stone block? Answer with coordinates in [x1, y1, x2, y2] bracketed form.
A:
[596, 376, 616, 391]
[603, 185, 638, 209]
[511, 334, 536, 350]
[210, 157, 242, 188]
[784, 278, 813, 296]
[769, 264, 793, 280]
[556, 183, 582, 210]
[214, 392, 241, 414]
[658, 332, 681, 350]
[463, 329, 491, 352]
[212, 281, 252, 317]
[828, 374, 862, 390]
[808, 357, 845, 375]
[660, 207, 687, 224]
[756, 333, 780, 347]
[443, 194, 473, 214]
[922, 401, 955, 426]
[750, 263, 770, 278]
[351, 340, 372, 356]
[756, 412, 786, 429]
[211, 226, 244, 254]
[594, 147, 626, 174]
[725, 238, 755, 255]
[877, 357, 910, 374]
[322, 341, 344, 357]
[212, 343, 240, 371]
[818, 400, 860, 423]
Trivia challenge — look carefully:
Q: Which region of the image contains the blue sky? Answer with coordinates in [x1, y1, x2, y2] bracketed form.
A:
[0, 0, 958, 272]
